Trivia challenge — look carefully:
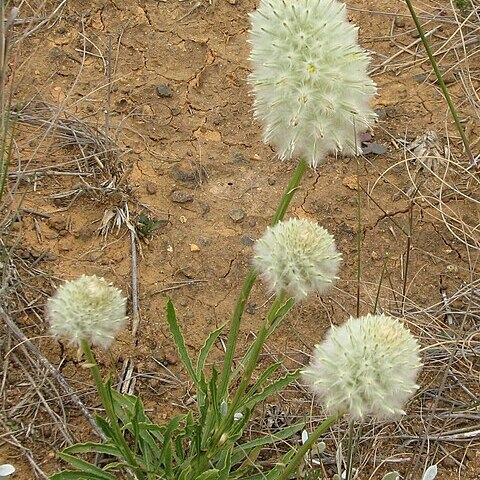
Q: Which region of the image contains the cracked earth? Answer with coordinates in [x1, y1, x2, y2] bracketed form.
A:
[3, 0, 480, 478]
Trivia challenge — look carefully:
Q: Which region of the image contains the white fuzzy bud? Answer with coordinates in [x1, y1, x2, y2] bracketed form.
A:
[303, 314, 422, 420]
[249, 0, 377, 167]
[46, 275, 128, 349]
[253, 218, 341, 301]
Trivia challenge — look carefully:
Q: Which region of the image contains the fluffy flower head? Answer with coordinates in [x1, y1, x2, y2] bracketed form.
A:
[303, 314, 422, 420]
[46, 275, 128, 349]
[253, 218, 341, 301]
[249, 0, 377, 167]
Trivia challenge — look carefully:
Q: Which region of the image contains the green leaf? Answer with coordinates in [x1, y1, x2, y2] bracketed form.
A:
[196, 470, 220, 480]
[178, 465, 193, 480]
[95, 416, 114, 440]
[246, 370, 300, 407]
[231, 422, 305, 465]
[63, 442, 122, 457]
[244, 362, 282, 399]
[58, 454, 116, 480]
[232, 298, 295, 381]
[197, 324, 225, 376]
[49, 471, 114, 480]
[241, 449, 296, 480]
[166, 298, 199, 388]
[161, 415, 183, 473]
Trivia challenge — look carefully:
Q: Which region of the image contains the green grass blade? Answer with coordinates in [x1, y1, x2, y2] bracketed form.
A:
[58, 453, 117, 480]
[166, 298, 199, 388]
[63, 442, 122, 457]
[245, 370, 301, 407]
[197, 323, 225, 377]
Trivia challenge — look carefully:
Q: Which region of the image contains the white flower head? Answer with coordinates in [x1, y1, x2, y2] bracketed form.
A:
[303, 314, 422, 420]
[253, 218, 341, 301]
[46, 275, 128, 349]
[249, 0, 377, 167]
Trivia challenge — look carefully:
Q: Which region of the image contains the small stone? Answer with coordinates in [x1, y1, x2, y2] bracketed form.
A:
[177, 265, 197, 279]
[77, 222, 95, 240]
[190, 243, 200, 252]
[198, 237, 210, 247]
[49, 48, 62, 59]
[371, 251, 380, 260]
[362, 143, 387, 155]
[156, 84, 172, 97]
[267, 177, 276, 186]
[47, 215, 67, 232]
[171, 191, 193, 203]
[159, 349, 178, 366]
[394, 16, 406, 28]
[241, 235, 255, 246]
[229, 208, 245, 223]
[115, 98, 129, 112]
[29, 248, 43, 258]
[246, 303, 256, 315]
[146, 181, 157, 195]
[385, 105, 397, 118]
[231, 151, 246, 163]
[413, 73, 427, 83]
[56, 26, 67, 34]
[439, 72, 455, 85]
[44, 251, 58, 262]
[248, 218, 257, 227]
[86, 253, 102, 262]
[342, 175, 358, 190]
[199, 202, 210, 215]
[411, 30, 420, 38]
[374, 107, 386, 120]
[359, 132, 372, 143]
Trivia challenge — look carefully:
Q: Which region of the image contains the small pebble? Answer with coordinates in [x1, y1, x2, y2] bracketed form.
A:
[241, 235, 255, 246]
[190, 243, 200, 252]
[156, 84, 172, 97]
[248, 218, 257, 227]
[394, 16, 406, 28]
[47, 215, 67, 232]
[146, 181, 157, 195]
[438, 72, 455, 85]
[374, 107, 386, 120]
[171, 191, 193, 203]
[229, 208, 245, 223]
[246, 303, 256, 315]
[267, 177, 276, 186]
[231, 151, 246, 163]
[413, 73, 427, 83]
[198, 237, 210, 247]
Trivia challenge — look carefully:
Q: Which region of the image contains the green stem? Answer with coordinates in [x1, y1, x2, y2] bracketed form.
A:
[217, 159, 307, 401]
[276, 413, 342, 480]
[345, 419, 355, 480]
[355, 159, 361, 318]
[81, 341, 141, 475]
[405, 0, 475, 166]
[212, 293, 286, 448]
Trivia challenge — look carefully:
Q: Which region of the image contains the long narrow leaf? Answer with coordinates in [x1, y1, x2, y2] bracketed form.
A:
[50, 471, 115, 480]
[58, 453, 116, 480]
[231, 422, 305, 465]
[166, 298, 199, 387]
[195, 470, 220, 480]
[246, 370, 300, 407]
[197, 324, 225, 376]
[244, 362, 282, 399]
[63, 442, 122, 457]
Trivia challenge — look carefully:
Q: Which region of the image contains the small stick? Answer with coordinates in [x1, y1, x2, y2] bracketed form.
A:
[0, 306, 106, 440]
